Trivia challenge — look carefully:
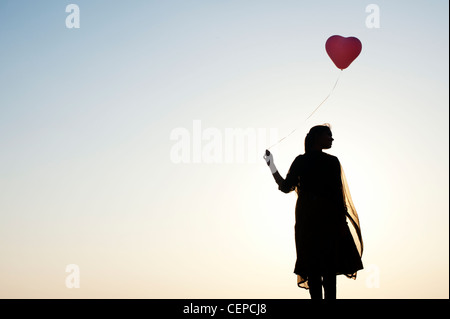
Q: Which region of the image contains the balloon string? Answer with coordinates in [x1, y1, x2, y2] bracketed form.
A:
[267, 70, 343, 150]
[305, 70, 342, 120]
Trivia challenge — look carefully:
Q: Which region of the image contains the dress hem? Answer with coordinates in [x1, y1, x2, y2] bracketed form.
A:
[295, 269, 362, 290]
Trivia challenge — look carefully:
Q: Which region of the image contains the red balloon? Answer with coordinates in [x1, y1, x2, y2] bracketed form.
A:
[325, 35, 362, 70]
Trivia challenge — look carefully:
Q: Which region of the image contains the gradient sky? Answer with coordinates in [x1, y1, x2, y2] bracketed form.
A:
[0, 0, 448, 298]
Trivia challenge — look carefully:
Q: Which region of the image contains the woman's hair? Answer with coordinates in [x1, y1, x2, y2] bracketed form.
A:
[304, 124, 332, 153]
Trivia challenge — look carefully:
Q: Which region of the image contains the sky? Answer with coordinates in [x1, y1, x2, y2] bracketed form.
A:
[0, 0, 448, 299]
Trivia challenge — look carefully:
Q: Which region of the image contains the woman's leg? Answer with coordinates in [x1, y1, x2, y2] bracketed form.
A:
[308, 274, 323, 300]
[322, 273, 336, 300]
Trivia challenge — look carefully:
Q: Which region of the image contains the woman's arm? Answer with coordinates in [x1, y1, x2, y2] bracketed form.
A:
[264, 150, 294, 191]
[272, 171, 284, 186]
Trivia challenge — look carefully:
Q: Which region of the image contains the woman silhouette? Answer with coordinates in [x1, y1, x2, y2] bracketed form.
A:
[264, 124, 363, 299]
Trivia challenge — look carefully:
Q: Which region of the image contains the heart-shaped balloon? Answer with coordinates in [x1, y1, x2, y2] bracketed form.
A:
[325, 35, 362, 70]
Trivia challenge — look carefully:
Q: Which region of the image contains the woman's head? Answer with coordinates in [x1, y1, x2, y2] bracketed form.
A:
[304, 124, 333, 153]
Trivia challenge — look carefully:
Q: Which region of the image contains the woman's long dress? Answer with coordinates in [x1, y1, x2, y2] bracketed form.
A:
[279, 151, 363, 289]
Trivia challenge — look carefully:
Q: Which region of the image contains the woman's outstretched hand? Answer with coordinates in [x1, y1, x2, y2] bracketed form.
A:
[263, 150, 278, 174]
